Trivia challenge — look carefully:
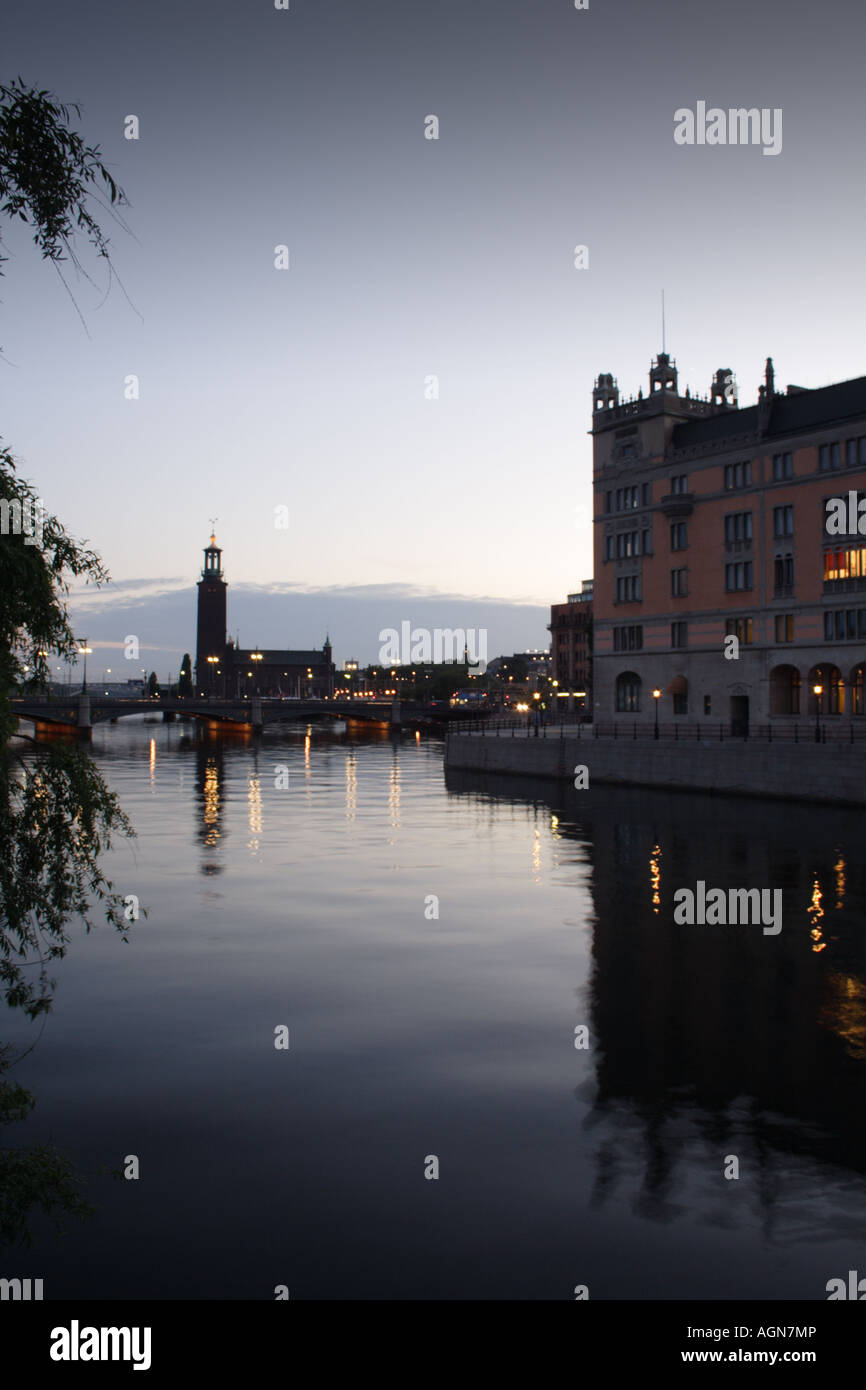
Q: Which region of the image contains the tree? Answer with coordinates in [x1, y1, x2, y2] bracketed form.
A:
[146, 671, 159, 698]
[0, 444, 136, 1016]
[178, 653, 193, 697]
[0, 80, 136, 1017]
[0, 77, 127, 284]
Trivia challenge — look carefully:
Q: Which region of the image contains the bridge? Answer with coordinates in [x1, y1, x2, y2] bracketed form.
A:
[11, 693, 491, 738]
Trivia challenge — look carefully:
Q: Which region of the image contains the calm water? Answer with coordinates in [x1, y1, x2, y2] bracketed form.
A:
[3, 718, 866, 1300]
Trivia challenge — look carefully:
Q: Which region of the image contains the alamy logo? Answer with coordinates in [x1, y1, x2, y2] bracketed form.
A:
[0, 496, 44, 547]
[826, 1270, 866, 1299]
[0, 1277, 43, 1300]
[825, 493, 866, 536]
[674, 102, 782, 157]
[378, 622, 487, 674]
[50, 1320, 152, 1371]
[673, 881, 782, 935]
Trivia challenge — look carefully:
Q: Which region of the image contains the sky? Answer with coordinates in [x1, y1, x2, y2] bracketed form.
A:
[3, 0, 866, 674]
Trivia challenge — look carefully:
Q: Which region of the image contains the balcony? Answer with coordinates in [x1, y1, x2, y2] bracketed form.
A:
[660, 492, 695, 518]
[824, 577, 866, 594]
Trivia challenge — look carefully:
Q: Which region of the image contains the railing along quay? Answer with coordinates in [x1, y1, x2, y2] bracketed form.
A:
[448, 718, 866, 744]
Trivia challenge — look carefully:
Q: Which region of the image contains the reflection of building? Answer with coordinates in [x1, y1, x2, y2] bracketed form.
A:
[194, 534, 335, 697]
[548, 580, 593, 709]
[592, 353, 866, 730]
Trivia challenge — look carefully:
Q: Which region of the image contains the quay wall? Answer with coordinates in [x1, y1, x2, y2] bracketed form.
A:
[444, 730, 866, 806]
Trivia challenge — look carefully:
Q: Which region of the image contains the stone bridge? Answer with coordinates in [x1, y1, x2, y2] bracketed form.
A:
[11, 694, 400, 738]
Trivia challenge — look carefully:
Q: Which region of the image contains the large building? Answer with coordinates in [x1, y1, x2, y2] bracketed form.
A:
[548, 579, 593, 709]
[195, 534, 334, 697]
[592, 352, 866, 731]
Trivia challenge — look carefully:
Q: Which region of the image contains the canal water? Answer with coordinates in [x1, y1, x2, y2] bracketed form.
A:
[3, 719, 865, 1299]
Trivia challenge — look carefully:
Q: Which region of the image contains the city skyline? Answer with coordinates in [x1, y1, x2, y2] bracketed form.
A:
[3, 0, 865, 630]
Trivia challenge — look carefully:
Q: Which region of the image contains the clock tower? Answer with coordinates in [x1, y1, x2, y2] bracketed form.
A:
[195, 530, 227, 693]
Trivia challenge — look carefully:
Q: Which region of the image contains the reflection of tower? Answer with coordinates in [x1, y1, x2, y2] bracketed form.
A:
[323, 634, 334, 697]
[196, 532, 227, 694]
[195, 740, 225, 873]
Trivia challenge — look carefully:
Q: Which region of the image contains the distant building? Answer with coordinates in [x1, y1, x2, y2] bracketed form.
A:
[592, 351, 866, 730]
[548, 580, 593, 709]
[194, 534, 334, 697]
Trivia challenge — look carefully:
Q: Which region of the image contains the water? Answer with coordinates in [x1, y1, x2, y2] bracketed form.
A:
[3, 719, 865, 1299]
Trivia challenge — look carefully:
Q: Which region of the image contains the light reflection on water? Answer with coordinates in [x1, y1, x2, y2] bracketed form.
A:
[3, 718, 865, 1300]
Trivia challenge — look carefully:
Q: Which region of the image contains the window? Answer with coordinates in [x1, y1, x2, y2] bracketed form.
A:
[672, 691, 688, 716]
[774, 553, 794, 591]
[615, 575, 641, 603]
[823, 609, 866, 640]
[725, 561, 753, 591]
[642, 527, 652, 556]
[615, 485, 640, 512]
[671, 474, 689, 495]
[670, 521, 688, 550]
[775, 614, 794, 642]
[824, 546, 866, 580]
[819, 442, 841, 471]
[642, 482, 651, 506]
[704, 695, 711, 716]
[724, 511, 753, 543]
[605, 491, 613, 513]
[604, 534, 615, 561]
[613, 625, 643, 652]
[725, 616, 753, 643]
[671, 620, 687, 648]
[616, 530, 643, 558]
[671, 567, 688, 597]
[724, 460, 752, 489]
[722, 558, 750, 592]
[773, 504, 794, 538]
[773, 451, 793, 480]
[615, 672, 641, 713]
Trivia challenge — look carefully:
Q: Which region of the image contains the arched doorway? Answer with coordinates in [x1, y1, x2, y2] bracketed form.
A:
[770, 664, 801, 716]
[669, 674, 688, 716]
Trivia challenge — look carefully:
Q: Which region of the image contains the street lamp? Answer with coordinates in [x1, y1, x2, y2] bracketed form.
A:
[813, 683, 823, 743]
[653, 687, 661, 739]
[77, 639, 92, 692]
[250, 648, 263, 694]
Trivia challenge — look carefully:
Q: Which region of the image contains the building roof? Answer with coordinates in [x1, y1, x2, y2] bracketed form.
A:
[230, 648, 330, 665]
[671, 375, 866, 451]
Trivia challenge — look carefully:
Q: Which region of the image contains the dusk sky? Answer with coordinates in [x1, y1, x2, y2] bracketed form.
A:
[3, 0, 865, 671]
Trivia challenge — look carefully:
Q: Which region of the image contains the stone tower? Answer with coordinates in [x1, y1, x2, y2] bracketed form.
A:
[196, 531, 227, 693]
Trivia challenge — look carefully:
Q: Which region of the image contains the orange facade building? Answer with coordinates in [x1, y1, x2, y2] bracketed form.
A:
[592, 353, 866, 731]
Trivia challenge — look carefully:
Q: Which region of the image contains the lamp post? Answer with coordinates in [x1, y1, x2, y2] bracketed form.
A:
[813, 683, 823, 743]
[77, 639, 92, 692]
[251, 648, 263, 695]
[653, 687, 661, 739]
